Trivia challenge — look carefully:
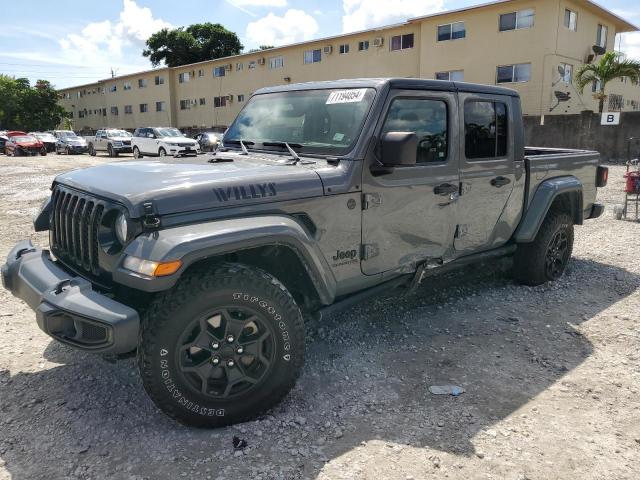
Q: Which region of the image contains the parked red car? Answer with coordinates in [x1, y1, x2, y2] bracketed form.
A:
[5, 131, 46, 156]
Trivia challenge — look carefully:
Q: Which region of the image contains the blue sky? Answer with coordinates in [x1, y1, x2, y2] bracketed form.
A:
[0, 0, 639, 89]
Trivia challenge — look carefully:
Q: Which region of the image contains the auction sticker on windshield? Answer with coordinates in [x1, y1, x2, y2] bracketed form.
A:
[326, 89, 367, 104]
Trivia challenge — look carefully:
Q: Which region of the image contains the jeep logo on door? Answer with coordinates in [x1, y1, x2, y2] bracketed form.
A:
[332, 248, 359, 267]
[213, 183, 277, 202]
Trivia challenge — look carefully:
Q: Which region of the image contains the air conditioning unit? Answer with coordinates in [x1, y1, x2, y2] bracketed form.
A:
[225, 95, 234, 102]
[224, 63, 232, 71]
[323, 45, 333, 54]
[373, 37, 384, 47]
[257, 57, 266, 65]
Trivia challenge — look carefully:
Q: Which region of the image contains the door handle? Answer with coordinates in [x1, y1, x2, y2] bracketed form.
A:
[490, 176, 511, 187]
[433, 183, 459, 196]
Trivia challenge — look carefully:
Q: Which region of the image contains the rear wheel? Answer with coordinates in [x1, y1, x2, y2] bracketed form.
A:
[514, 211, 574, 286]
[137, 263, 305, 427]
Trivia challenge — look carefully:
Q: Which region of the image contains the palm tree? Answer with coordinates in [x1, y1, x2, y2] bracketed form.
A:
[575, 51, 640, 113]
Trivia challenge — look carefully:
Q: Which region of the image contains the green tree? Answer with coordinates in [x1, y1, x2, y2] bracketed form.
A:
[143, 23, 243, 67]
[247, 45, 274, 53]
[575, 51, 640, 113]
[0, 75, 65, 131]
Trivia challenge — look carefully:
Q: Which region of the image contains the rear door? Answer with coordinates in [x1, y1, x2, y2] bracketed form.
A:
[361, 89, 460, 275]
[454, 94, 518, 253]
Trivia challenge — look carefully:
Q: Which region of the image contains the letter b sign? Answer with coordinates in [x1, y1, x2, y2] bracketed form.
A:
[601, 112, 620, 125]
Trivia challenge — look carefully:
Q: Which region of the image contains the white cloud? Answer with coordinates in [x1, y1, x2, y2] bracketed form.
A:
[619, 32, 640, 60]
[233, 0, 287, 6]
[342, 0, 444, 32]
[245, 9, 319, 47]
[58, 0, 171, 67]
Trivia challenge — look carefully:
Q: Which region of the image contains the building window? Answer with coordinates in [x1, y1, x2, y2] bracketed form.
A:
[437, 22, 465, 41]
[381, 98, 448, 163]
[496, 63, 531, 83]
[559, 63, 573, 83]
[236, 62, 244, 71]
[139, 103, 148, 113]
[358, 40, 369, 51]
[214, 96, 227, 108]
[303, 49, 322, 64]
[499, 9, 535, 31]
[178, 72, 190, 83]
[138, 78, 147, 88]
[564, 9, 578, 31]
[198, 69, 204, 77]
[435, 70, 464, 81]
[155, 75, 164, 85]
[390, 33, 414, 51]
[110, 106, 119, 116]
[78, 111, 84, 118]
[464, 101, 508, 159]
[238, 94, 245, 102]
[269, 56, 284, 69]
[123, 81, 132, 91]
[109, 85, 117, 92]
[596, 24, 607, 48]
[180, 99, 190, 110]
[213, 66, 226, 77]
[339, 44, 350, 54]
[156, 101, 166, 112]
[592, 79, 602, 93]
[199, 98, 206, 106]
[248, 61, 256, 69]
[124, 105, 133, 114]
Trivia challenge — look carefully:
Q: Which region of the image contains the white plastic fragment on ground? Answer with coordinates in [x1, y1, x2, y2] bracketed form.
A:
[429, 385, 465, 396]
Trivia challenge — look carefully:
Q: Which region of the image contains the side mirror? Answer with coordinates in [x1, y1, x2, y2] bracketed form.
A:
[379, 132, 418, 167]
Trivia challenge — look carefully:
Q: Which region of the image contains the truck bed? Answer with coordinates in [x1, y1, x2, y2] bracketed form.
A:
[524, 146, 600, 219]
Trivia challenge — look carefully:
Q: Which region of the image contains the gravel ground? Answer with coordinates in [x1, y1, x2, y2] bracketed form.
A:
[0, 153, 639, 480]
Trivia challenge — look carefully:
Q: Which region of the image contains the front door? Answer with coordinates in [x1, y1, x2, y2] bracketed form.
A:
[455, 93, 517, 253]
[361, 90, 459, 275]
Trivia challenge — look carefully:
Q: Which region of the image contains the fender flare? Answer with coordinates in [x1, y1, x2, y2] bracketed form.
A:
[514, 176, 583, 243]
[115, 215, 336, 304]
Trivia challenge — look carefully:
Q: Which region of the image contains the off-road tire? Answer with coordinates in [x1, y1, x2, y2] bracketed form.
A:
[137, 263, 305, 427]
[514, 211, 574, 286]
[133, 146, 142, 159]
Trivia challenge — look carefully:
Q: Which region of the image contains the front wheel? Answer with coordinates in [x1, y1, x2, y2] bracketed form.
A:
[89, 144, 96, 156]
[133, 146, 142, 159]
[513, 211, 574, 286]
[158, 147, 167, 157]
[137, 263, 305, 427]
[40, 147, 47, 156]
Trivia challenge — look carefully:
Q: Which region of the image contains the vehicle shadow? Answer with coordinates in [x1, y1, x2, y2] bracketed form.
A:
[0, 257, 636, 479]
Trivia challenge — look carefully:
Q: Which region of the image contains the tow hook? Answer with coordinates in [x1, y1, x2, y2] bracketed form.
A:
[53, 279, 72, 295]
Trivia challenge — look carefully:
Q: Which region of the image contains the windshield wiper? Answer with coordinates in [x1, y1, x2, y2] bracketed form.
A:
[224, 139, 255, 155]
[262, 141, 313, 165]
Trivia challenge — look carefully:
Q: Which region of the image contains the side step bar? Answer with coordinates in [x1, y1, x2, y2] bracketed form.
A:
[317, 244, 517, 319]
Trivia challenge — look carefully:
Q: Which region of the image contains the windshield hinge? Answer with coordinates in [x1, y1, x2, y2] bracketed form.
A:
[362, 193, 382, 210]
[142, 202, 161, 229]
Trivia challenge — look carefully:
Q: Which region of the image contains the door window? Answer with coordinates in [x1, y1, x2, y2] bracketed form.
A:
[381, 98, 448, 163]
[464, 101, 508, 159]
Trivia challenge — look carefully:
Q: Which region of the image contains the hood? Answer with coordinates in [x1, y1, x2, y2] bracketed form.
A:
[54, 153, 325, 217]
[161, 137, 197, 144]
[62, 137, 86, 145]
[107, 136, 131, 142]
[16, 139, 42, 147]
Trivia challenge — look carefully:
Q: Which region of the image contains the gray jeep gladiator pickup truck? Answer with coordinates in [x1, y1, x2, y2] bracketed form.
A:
[2, 78, 607, 427]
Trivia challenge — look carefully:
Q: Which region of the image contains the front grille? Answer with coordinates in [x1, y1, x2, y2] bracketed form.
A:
[50, 186, 105, 276]
[122, 140, 131, 146]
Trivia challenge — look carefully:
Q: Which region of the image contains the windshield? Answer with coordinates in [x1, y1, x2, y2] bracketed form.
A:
[14, 136, 36, 142]
[155, 127, 183, 138]
[57, 131, 77, 139]
[106, 129, 131, 137]
[32, 133, 55, 141]
[224, 88, 375, 155]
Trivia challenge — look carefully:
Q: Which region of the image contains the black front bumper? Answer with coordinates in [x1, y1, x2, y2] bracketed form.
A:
[1, 240, 139, 354]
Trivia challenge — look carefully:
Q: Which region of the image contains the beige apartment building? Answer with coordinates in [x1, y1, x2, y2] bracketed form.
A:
[58, 0, 639, 132]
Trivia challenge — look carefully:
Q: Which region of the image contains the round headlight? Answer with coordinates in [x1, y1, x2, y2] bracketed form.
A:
[115, 213, 128, 244]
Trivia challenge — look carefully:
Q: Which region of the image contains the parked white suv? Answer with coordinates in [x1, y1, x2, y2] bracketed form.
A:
[131, 127, 199, 158]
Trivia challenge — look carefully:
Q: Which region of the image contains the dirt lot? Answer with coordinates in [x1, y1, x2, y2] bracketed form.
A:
[0, 153, 639, 480]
